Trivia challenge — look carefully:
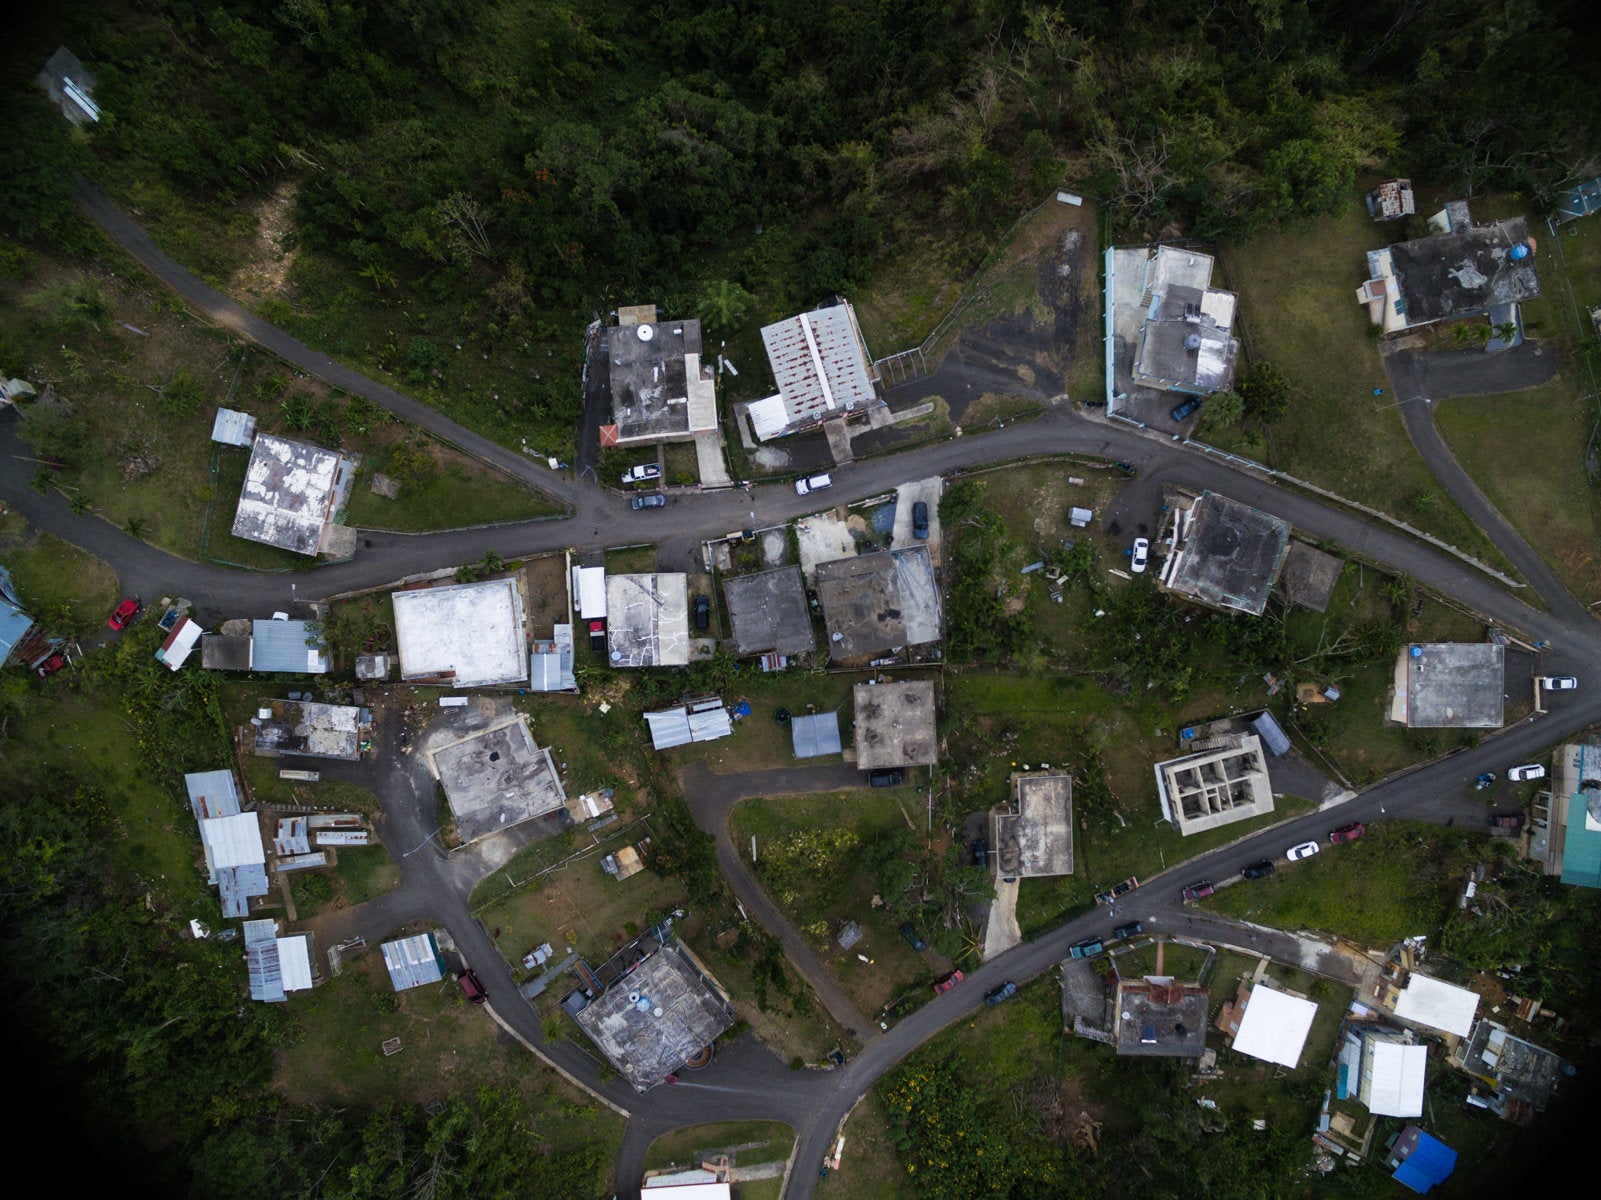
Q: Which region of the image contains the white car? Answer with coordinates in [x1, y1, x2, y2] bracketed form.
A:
[1130, 537, 1150, 574]
[1285, 841, 1321, 862]
[1538, 676, 1578, 691]
[795, 472, 833, 495]
[1507, 764, 1547, 782]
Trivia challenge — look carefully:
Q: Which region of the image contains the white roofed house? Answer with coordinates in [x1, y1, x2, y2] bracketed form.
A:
[748, 300, 880, 441]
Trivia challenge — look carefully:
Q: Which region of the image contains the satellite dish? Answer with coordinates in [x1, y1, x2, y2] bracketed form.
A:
[637, 323, 655, 342]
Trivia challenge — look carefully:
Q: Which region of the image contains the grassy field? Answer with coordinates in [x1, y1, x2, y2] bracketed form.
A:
[817, 1092, 918, 1200]
[643, 1119, 794, 1174]
[1218, 203, 1506, 567]
[0, 515, 120, 636]
[344, 455, 563, 531]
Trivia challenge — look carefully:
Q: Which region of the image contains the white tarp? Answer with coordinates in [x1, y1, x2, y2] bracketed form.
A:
[1232, 984, 1318, 1068]
[1393, 973, 1480, 1037]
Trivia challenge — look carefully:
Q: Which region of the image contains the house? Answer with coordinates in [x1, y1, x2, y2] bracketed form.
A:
[1224, 981, 1318, 1068]
[1365, 179, 1416, 222]
[0, 567, 37, 667]
[392, 577, 529, 687]
[34, 46, 100, 124]
[1451, 1018, 1570, 1118]
[1129, 246, 1240, 397]
[1543, 739, 1601, 888]
[722, 566, 816, 658]
[1388, 971, 1480, 1039]
[644, 697, 733, 751]
[1357, 205, 1540, 336]
[242, 918, 316, 1002]
[746, 300, 880, 441]
[815, 546, 940, 662]
[589, 306, 718, 448]
[1154, 734, 1274, 836]
[1389, 643, 1504, 729]
[853, 680, 937, 771]
[1114, 973, 1209, 1059]
[606, 573, 691, 667]
[570, 936, 734, 1091]
[203, 617, 330, 674]
[1387, 1126, 1457, 1195]
[1158, 491, 1291, 617]
[184, 769, 269, 919]
[790, 711, 842, 759]
[252, 699, 366, 760]
[991, 772, 1074, 878]
[230, 433, 357, 557]
[155, 612, 205, 671]
[428, 714, 567, 844]
[381, 932, 447, 992]
[1341, 1024, 1427, 1117]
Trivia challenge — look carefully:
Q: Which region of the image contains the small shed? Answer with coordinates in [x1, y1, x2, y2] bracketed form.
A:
[790, 711, 842, 759]
[211, 407, 258, 448]
[836, 921, 863, 950]
[381, 933, 446, 992]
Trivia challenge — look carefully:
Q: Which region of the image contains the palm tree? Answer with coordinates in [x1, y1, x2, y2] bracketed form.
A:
[125, 515, 148, 539]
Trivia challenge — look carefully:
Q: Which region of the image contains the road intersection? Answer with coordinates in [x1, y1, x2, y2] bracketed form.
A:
[3, 184, 1597, 1198]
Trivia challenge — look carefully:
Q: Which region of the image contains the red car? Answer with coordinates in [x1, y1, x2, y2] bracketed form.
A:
[34, 651, 67, 678]
[1329, 823, 1365, 844]
[108, 597, 142, 631]
[932, 970, 964, 994]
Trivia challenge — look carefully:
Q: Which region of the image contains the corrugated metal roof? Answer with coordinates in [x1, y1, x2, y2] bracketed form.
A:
[252, 618, 329, 674]
[156, 615, 204, 670]
[277, 934, 315, 992]
[1366, 1040, 1427, 1117]
[185, 769, 241, 821]
[203, 812, 264, 869]
[0, 566, 35, 665]
[219, 863, 270, 918]
[211, 407, 258, 447]
[273, 817, 310, 856]
[382, 933, 446, 991]
[746, 395, 789, 440]
[530, 624, 577, 691]
[244, 919, 286, 1002]
[759, 304, 876, 434]
[791, 711, 842, 758]
[687, 704, 732, 742]
[645, 701, 733, 751]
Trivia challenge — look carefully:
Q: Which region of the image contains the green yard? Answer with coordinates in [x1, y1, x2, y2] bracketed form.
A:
[643, 1120, 794, 1173]
[0, 517, 120, 636]
[344, 456, 563, 531]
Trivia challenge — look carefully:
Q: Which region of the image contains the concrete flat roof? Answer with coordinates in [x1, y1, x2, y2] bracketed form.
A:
[1163, 491, 1291, 616]
[815, 546, 940, 661]
[592, 316, 716, 442]
[429, 715, 566, 844]
[853, 679, 937, 770]
[1132, 283, 1238, 394]
[392, 578, 528, 687]
[723, 566, 815, 656]
[1232, 984, 1317, 1068]
[231, 434, 345, 555]
[1395, 643, 1504, 728]
[252, 699, 362, 760]
[992, 772, 1073, 877]
[1115, 979, 1210, 1058]
[574, 943, 733, 1091]
[1389, 216, 1541, 323]
[607, 573, 690, 667]
[1392, 972, 1479, 1037]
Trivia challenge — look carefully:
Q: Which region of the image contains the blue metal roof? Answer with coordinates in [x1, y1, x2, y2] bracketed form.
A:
[1393, 1132, 1456, 1193]
[218, 863, 270, 919]
[184, 769, 242, 822]
[381, 933, 445, 991]
[0, 567, 35, 665]
[251, 618, 328, 674]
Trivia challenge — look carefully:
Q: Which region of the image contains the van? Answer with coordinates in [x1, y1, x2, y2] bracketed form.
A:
[457, 969, 487, 1004]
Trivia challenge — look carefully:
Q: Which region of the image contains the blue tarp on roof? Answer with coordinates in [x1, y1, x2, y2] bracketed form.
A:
[251, 618, 328, 674]
[0, 567, 35, 665]
[1393, 1132, 1456, 1194]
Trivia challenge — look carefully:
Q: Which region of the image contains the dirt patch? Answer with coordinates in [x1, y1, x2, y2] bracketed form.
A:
[230, 179, 301, 305]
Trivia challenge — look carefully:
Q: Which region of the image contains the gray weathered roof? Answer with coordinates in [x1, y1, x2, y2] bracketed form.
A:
[251, 618, 329, 674]
[230, 434, 346, 556]
[1388, 217, 1541, 323]
[791, 711, 842, 759]
[815, 546, 941, 661]
[853, 679, 938, 770]
[723, 566, 815, 657]
[1164, 492, 1291, 616]
[381, 933, 446, 992]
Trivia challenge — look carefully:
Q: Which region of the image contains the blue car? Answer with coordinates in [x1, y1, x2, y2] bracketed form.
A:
[985, 981, 1018, 1006]
[1171, 397, 1201, 422]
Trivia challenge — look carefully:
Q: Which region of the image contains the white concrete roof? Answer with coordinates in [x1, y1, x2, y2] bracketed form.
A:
[231, 434, 342, 555]
[1232, 984, 1317, 1067]
[641, 1183, 730, 1198]
[606, 573, 690, 667]
[392, 578, 528, 687]
[202, 811, 265, 869]
[277, 934, 315, 992]
[1367, 1041, 1428, 1116]
[1394, 973, 1480, 1037]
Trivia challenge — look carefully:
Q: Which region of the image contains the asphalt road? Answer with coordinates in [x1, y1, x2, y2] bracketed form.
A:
[8, 184, 1600, 1199]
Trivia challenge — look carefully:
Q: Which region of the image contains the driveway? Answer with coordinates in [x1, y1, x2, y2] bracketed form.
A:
[1382, 340, 1557, 401]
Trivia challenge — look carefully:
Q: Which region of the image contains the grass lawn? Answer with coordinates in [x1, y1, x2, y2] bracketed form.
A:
[273, 947, 621, 1194]
[344, 457, 563, 531]
[1434, 373, 1601, 604]
[663, 669, 866, 774]
[729, 789, 940, 1018]
[1200, 821, 1489, 948]
[0, 517, 120, 636]
[605, 543, 660, 572]
[1218, 202, 1505, 567]
[643, 1120, 794, 1173]
[817, 1092, 918, 1200]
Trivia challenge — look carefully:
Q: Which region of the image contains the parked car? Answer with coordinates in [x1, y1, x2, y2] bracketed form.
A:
[1329, 822, 1366, 844]
[912, 500, 929, 539]
[1171, 397, 1201, 423]
[899, 923, 926, 951]
[1538, 676, 1579, 691]
[107, 597, 142, 631]
[1130, 537, 1150, 573]
[1490, 811, 1526, 830]
[1242, 860, 1276, 880]
[1112, 921, 1144, 941]
[1094, 876, 1141, 905]
[867, 768, 903, 788]
[620, 463, 661, 484]
[1286, 841, 1321, 862]
[1181, 880, 1214, 902]
[1069, 937, 1104, 959]
[1507, 763, 1547, 782]
[971, 838, 989, 869]
[795, 472, 833, 495]
[457, 969, 487, 1004]
[985, 980, 1018, 1006]
[630, 492, 666, 510]
[693, 594, 710, 631]
[932, 970, 964, 994]
[587, 619, 607, 653]
[34, 651, 67, 678]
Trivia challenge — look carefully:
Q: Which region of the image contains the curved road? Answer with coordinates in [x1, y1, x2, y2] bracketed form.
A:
[7, 184, 1599, 1198]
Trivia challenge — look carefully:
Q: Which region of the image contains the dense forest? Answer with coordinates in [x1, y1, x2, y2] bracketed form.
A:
[3, 2, 1600, 1196]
